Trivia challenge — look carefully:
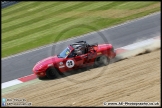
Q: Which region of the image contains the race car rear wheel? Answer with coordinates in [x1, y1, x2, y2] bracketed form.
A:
[46, 67, 60, 79]
[100, 55, 110, 65]
[94, 55, 110, 67]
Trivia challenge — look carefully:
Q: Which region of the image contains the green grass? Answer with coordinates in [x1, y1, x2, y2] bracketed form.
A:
[2, 1, 160, 57]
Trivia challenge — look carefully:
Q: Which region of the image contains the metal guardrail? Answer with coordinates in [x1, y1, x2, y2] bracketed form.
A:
[1, 1, 21, 9]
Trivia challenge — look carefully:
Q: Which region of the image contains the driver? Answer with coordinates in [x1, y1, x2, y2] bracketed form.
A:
[76, 47, 82, 55]
[74, 44, 86, 56]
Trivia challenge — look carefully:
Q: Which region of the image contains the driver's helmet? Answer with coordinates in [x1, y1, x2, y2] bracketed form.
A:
[76, 50, 82, 55]
[75, 45, 82, 49]
[74, 45, 83, 55]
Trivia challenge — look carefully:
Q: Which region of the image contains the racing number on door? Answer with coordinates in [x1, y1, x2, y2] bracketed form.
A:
[66, 60, 75, 68]
[68, 61, 72, 66]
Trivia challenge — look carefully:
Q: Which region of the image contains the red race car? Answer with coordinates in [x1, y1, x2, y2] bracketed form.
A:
[33, 41, 116, 79]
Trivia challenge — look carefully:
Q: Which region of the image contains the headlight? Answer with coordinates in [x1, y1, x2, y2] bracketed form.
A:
[48, 64, 53, 67]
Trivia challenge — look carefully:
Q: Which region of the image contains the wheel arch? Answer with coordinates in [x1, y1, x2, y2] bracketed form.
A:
[45, 66, 61, 74]
[96, 54, 109, 60]
[46, 65, 60, 71]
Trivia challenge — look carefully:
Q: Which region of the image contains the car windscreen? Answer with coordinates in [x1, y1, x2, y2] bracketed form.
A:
[57, 47, 70, 58]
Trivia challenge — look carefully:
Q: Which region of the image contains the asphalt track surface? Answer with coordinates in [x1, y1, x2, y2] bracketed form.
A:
[1, 12, 160, 83]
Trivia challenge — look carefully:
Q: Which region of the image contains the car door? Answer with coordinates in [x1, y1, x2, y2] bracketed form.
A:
[62, 50, 82, 71]
[74, 53, 88, 67]
[87, 47, 97, 64]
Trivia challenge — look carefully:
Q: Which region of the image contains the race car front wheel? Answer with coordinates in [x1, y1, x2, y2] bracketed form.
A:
[46, 67, 60, 79]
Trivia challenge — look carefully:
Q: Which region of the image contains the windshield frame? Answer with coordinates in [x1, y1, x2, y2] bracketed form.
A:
[57, 46, 73, 58]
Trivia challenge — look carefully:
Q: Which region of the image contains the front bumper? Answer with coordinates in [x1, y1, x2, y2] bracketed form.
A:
[33, 71, 46, 77]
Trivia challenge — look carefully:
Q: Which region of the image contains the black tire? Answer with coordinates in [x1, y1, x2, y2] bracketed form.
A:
[94, 57, 100, 67]
[46, 67, 60, 79]
[37, 76, 48, 80]
[94, 55, 110, 67]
